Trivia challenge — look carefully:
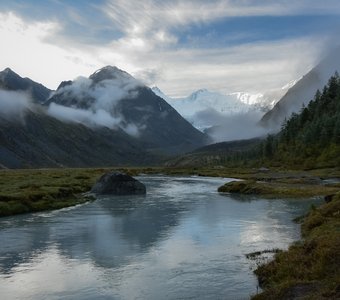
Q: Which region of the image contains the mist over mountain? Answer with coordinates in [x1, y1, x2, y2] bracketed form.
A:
[0, 68, 51, 104]
[261, 47, 340, 129]
[47, 66, 208, 153]
[0, 66, 208, 168]
[152, 83, 293, 142]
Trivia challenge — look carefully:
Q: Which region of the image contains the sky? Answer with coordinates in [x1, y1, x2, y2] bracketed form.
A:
[0, 0, 340, 97]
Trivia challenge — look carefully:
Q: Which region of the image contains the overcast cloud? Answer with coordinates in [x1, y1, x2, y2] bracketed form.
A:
[0, 1, 339, 96]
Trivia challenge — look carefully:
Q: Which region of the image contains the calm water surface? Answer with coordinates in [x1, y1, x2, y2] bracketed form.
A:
[0, 176, 321, 300]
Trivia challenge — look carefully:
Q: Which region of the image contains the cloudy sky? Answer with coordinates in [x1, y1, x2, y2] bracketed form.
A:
[0, 0, 340, 97]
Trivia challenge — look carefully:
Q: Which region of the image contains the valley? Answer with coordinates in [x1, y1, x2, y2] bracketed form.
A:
[1, 3, 340, 298]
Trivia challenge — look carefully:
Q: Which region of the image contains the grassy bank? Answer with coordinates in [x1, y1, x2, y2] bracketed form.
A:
[218, 179, 340, 198]
[0, 168, 105, 217]
[1, 166, 339, 217]
[251, 194, 340, 299]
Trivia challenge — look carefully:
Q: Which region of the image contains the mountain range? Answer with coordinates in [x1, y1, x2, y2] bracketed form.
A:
[1, 47, 339, 168]
[0, 67, 207, 168]
[152, 80, 296, 133]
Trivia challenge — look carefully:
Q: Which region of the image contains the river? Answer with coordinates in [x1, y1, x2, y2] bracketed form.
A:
[0, 175, 321, 300]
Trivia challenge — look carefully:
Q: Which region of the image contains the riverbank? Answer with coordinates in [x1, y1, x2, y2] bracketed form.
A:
[0, 167, 339, 299]
[251, 193, 340, 299]
[1, 167, 340, 217]
[0, 168, 102, 217]
[217, 179, 339, 198]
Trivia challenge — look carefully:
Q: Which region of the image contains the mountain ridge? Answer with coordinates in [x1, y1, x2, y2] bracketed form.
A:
[260, 47, 340, 129]
[0, 68, 52, 104]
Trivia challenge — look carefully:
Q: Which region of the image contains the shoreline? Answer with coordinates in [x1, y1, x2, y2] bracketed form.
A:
[1, 167, 339, 217]
[251, 193, 340, 299]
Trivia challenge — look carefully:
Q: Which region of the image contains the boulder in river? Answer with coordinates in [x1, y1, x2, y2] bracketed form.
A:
[91, 171, 146, 195]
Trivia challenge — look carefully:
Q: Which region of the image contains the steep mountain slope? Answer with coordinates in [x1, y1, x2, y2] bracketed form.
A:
[261, 47, 340, 129]
[47, 66, 208, 154]
[262, 73, 340, 168]
[0, 107, 156, 168]
[0, 68, 51, 104]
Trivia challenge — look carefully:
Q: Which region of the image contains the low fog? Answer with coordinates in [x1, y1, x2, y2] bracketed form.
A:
[0, 90, 32, 121]
[47, 72, 141, 136]
[195, 108, 271, 142]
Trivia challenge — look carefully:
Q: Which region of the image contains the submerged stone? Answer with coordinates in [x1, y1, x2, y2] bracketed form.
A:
[91, 171, 146, 195]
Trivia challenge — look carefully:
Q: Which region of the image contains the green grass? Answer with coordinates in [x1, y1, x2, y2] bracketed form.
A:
[252, 194, 340, 299]
[0, 168, 104, 216]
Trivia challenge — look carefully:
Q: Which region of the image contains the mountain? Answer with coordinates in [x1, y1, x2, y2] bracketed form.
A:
[152, 84, 294, 132]
[0, 68, 51, 104]
[152, 88, 259, 131]
[0, 66, 210, 168]
[260, 47, 340, 129]
[258, 72, 340, 168]
[47, 66, 208, 154]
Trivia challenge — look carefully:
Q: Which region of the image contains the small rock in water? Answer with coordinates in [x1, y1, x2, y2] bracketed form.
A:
[91, 171, 146, 195]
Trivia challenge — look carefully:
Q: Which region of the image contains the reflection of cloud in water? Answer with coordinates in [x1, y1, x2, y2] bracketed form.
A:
[0, 176, 320, 299]
[0, 246, 104, 300]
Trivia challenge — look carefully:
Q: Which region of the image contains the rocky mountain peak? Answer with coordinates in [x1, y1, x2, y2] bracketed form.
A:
[0, 67, 20, 79]
[89, 66, 134, 83]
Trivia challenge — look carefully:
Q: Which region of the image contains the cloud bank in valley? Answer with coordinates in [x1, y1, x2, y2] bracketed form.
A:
[202, 110, 270, 142]
[47, 71, 141, 136]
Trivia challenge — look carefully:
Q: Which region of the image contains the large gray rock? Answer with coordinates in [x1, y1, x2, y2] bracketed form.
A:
[91, 172, 146, 195]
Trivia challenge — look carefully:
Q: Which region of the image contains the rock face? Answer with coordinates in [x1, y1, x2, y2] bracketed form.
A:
[91, 172, 146, 195]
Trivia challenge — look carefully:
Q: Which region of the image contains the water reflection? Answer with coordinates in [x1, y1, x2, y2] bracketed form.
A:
[0, 176, 319, 299]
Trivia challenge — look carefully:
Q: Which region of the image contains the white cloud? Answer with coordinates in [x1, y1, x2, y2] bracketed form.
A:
[47, 103, 122, 129]
[0, 1, 338, 98]
[0, 90, 32, 120]
[0, 12, 99, 90]
[47, 72, 142, 136]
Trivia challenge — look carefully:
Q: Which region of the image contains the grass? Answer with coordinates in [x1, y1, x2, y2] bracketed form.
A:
[251, 193, 340, 299]
[0, 168, 104, 216]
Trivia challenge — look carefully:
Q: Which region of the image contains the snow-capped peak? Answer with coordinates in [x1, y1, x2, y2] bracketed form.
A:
[231, 92, 264, 105]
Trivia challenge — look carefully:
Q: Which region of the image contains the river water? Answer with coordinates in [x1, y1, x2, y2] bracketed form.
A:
[0, 175, 321, 300]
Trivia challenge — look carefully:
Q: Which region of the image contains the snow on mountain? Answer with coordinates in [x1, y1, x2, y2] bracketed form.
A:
[152, 81, 296, 141]
[152, 87, 268, 131]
